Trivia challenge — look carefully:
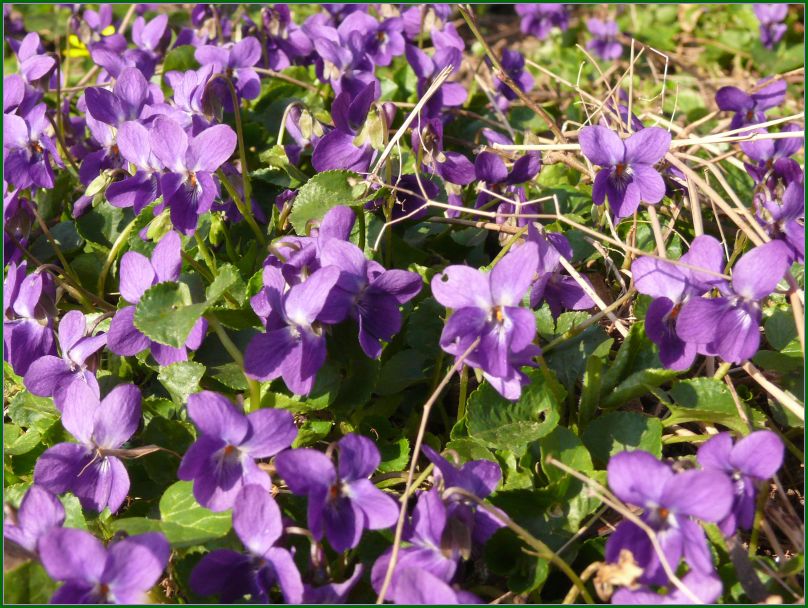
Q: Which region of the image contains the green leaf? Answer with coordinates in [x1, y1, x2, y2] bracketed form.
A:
[378, 438, 410, 474]
[289, 170, 374, 234]
[601, 368, 680, 409]
[664, 377, 752, 435]
[158, 361, 206, 404]
[141, 417, 195, 488]
[375, 350, 429, 396]
[158, 481, 232, 547]
[765, 309, 798, 351]
[539, 426, 594, 484]
[485, 528, 549, 594]
[444, 438, 496, 463]
[582, 411, 663, 467]
[8, 391, 59, 434]
[578, 355, 602, 428]
[4, 561, 58, 604]
[205, 264, 245, 306]
[4, 424, 42, 456]
[75, 204, 133, 249]
[467, 369, 561, 450]
[29, 221, 83, 261]
[133, 282, 207, 348]
[292, 420, 334, 448]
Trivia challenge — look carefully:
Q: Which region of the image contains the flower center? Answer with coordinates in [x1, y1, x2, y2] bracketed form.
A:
[657, 507, 670, 520]
[615, 163, 627, 177]
[746, 110, 755, 121]
[492, 305, 505, 324]
[188, 171, 198, 188]
[223, 444, 236, 456]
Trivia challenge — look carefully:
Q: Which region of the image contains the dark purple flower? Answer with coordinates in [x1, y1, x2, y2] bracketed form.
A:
[151, 116, 237, 235]
[178, 391, 297, 512]
[161, 65, 217, 127]
[715, 79, 787, 131]
[754, 4, 788, 49]
[697, 430, 784, 535]
[579, 125, 671, 219]
[390, 566, 482, 604]
[391, 173, 440, 220]
[612, 570, 723, 605]
[312, 82, 376, 173]
[422, 445, 504, 545]
[107, 231, 208, 366]
[195, 37, 262, 102]
[304, 17, 378, 98]
[605, 450, 733, 585]
[3, 485, 65, 557]
[432, 241, 539, 399]
[190, 484, 303, 603]
[492, 49, 534, 109]
[320, 236, 422, 358]
[303, 566, 364, 604]
[261, 5, 314, 71]
[515, 4, 569, 40]
[405, 43, 467, 119]
[39, 529, 169, 604]
[24, 310, 106, 411]
[10, 32, 56, 90]
[105, 119, 164, 214]
[677, 240, 792, 363]
[3, 261, 56, 377]
[274, 433, 398, 553]
[4, 103, 63, 189]
[473, 150, 541, 226]
[3, 183, 34, 265]
[586, 18, 623, 61]
[757, 179, 804, 262]
[632, 235, 724, 370]
[371, 489, 461, 592]
[34, 382, 142, 514]
[245, 265, 342, 395]
[83, 66, 153, 128]
[742, 124, 803, 189]
[363, 16, 406, 67]
[528, 224, 596, 318]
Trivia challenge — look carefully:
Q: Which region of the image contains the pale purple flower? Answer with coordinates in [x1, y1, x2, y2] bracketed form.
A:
[304, 17, 378, 98]
[516, 4, 569, 40]
[742, 124, 803, 188]
[587, 18, 623, 61]
[473, 150, 541, 226]
[3, 485, 65, 557]
[39, 528, 169, 604]
[632, 235, 724, 370]
[261, 5, 314, 71]
[3, 182, 33, 265]
[757, 179, 804, 262]
[34, 382, 142, 514]
[312, 82, 376, 173]
[177, 391, 297, 512]
[390, 567, 482, 604]
[605, 451, 733, 585]
[24, 310, 107, 412]
[107, 231, 209, 366]
[405, 43, 467, 119]
[677, 240, 792, 363]
[4, 103, 63, 189]
[697, 430, 784, 535]
[715, 79, 787, 130]
[195, 37, 262, 101]
[754, 4, 788, 49]
[10, 32, 56, 89]
[190, 484, 303, 603]
[274, 433, 398, 553]
[492, 49, 534, 109]
[303, 566, 364, 604]
[431, 241, 539, 399]
[579, 125, 671, 219]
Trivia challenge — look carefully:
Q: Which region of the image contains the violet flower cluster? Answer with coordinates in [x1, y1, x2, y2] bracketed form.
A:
[605, 430, 784, 602]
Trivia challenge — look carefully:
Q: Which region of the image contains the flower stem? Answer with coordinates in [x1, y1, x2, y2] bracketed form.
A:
[97, 216, 138, 297]
[194, 232, 218, 276]
[216, 168, 266, 247]
[457, 364, 469, 422]
[712, 361, 732, 381]
[207, 315, 261, 411]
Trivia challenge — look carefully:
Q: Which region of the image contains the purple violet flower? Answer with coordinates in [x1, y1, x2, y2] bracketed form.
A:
[390, 566, 482, 605]
[303, 566, 364, 604]
[422, 445, 504, 545]
[697, 430, 784, 535]
[39, 528, 169, 604]
[605, 450, 733, 585]
[190, 484, 303, 603]
[24, 310, 107, 412]
[320, 237, 422, 358]
[715, 79, 787, 131]
[741, 124, 803, 189]
[34, 381, 142, 514]
[473, 150, 541, 226]
[492, 49, 534, 109]
[10, 32, 56, 90]
[527, 224, 596, 318]
[586, 18, 623, 61]
[107, 231, 209, 366]
[178, 391, 297, 512]
[371, 489, 461, 592]
[631, 235, 725, 370]
[3, 261, 57, 377]
[274, 433, 399, 553]
[405, 43, 467, 119]
[4, 103, 63, 189]
[195, 36, 262, 102]
[261, 5, 314, 71]
[312, 82, 376, 173]
[753, 4, 789, 49]
[3, 485, 65, 558]
[677, 240, 792, 363]
[612, 570, 723, 605]
[757, 179, 804, 262]
[150, 116, 237, 235]
[579, 125, 671, 219]
[244, 265, 343, 395]
[431, 241, 539, 400]
[516, 4, 569, 40]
